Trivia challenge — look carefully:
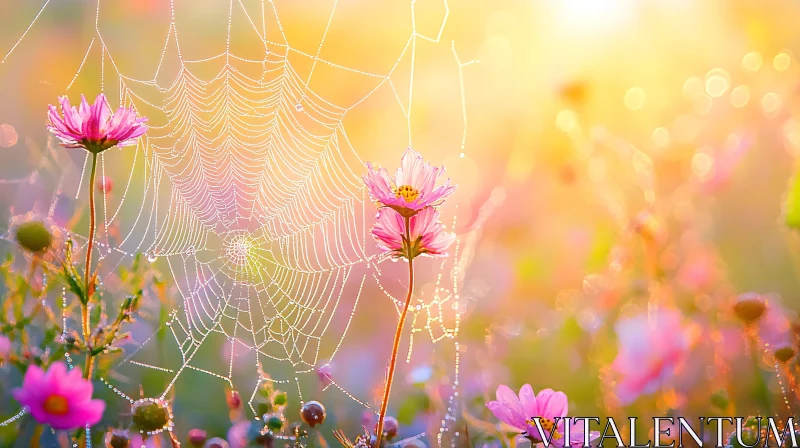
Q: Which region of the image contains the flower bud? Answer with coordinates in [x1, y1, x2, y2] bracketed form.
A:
[203, 438, 229, 448]
[733, 293, 767, 324]
[15, 221, 53, 253]
[227, 390, 242, 410]
[401, 442, 427, 448]
[104, 429, 130, 448]
[775, 346, 795, 363]
[131, 398, 173, 433]
[375, 416, 399, 440]
[300, 400, 326, 427]
[188, 428, 207, 447]
[264, 413, 284, 432]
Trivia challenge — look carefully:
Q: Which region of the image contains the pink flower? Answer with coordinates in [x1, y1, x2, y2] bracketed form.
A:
[372, 207, 455, 259]
[757, 305, 792, 349]
[0, 335, 10, 360]
[486, 385, 598, 447]
[11, 362, 105, 430]
[363, 148, 456, 217]
[227, 421, 250, 448]
[611, 309, 689, 405]
[47, 93, 147, 154]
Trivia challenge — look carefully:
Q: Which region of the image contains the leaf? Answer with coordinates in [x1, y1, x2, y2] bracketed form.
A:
[784, 166, 800, 230]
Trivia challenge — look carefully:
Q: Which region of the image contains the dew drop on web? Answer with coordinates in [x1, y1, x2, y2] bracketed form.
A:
[147, 253, 157, 263]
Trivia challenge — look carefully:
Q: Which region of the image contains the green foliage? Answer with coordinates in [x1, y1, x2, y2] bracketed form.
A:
[396, 389, 431, 425]
[785, 166, 800, 230]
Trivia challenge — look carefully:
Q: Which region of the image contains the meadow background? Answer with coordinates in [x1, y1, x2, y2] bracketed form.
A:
[2, 0, 800, 446]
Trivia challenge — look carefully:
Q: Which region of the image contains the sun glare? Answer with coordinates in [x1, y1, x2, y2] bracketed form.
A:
[558, 0, 634, 30]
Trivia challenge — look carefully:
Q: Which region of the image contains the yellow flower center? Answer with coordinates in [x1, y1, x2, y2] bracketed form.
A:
[526, 417, 563, 440]
[394, 185, 420, 203]
[43, 394, 70, 415]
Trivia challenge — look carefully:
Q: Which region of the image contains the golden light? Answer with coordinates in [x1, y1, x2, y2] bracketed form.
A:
[652, 127, 670, 149]
[691, 151, 714, 179]
[556, 109, 579, 133]
[555, 0, 635, 31]
[761, 92, 782, 116]
[683, 77, 705, 101]
[773, 52, 791, 72]
[741, 51, 763, 73]
[624, 87, 647, 111]
[704, 68, 730, 98]
[730, 85, 750, 108]
[694, 94, 712, 115]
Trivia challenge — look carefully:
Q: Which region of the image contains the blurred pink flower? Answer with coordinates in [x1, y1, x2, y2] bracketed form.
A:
[611, 309, 689, 405]
[372, 207, 455, 259]
[676, 250, 718, 292]
[757, 305, 793, 349]
[363, 148, 456, 218]
[486, 384, 598, 447]
[0, 335, 10, 360]
[227, 421, 249, 448]
[47, 93, 147, 154]
[12, 362, 105, 430]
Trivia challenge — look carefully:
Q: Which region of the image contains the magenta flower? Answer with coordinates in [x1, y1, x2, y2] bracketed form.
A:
[486, 384, 599, 447]
[12, 362, 104, 430]
[611, 309, 689, 405]
[47, 93, 147, 154]
[372, 207, 455, 259]
[363, 148, 456, 217]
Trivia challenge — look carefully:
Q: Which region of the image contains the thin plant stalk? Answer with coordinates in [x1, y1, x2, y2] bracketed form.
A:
[376, 216, 414, 447]
[746, 329, 772, 416]
[82, 153, 98, 381]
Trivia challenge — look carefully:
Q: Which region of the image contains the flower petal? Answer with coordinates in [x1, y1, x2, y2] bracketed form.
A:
[535, 389, 568, 418]
[496, 385, 526, 427]
[519, 384, 538, 417]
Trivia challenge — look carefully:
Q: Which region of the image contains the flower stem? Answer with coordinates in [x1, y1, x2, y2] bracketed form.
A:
[376, 216, 414, 447]
[747, 330, 772, 416]
[82, 153, 98, 381]
[84, 153, 98, 305]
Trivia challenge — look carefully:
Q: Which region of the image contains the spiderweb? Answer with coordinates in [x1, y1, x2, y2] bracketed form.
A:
[0, 0, 485, 445]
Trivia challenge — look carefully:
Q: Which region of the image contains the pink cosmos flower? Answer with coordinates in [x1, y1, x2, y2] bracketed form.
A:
[372, 207, 455, 259]
[363, 148, 456, 217]
[47, 93, 147, 154]
[611, 309, 689, 405]
[486, 384, 599, 447]
[11, 362, 105, 430]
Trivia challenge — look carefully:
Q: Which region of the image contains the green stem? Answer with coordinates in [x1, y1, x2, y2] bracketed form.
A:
[748, 331, 772, 416]
[82, 153, 98, 384]
[84, 153, 98, 307]
[30, 424, 43, 448]
[376, 216, 414, 447]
